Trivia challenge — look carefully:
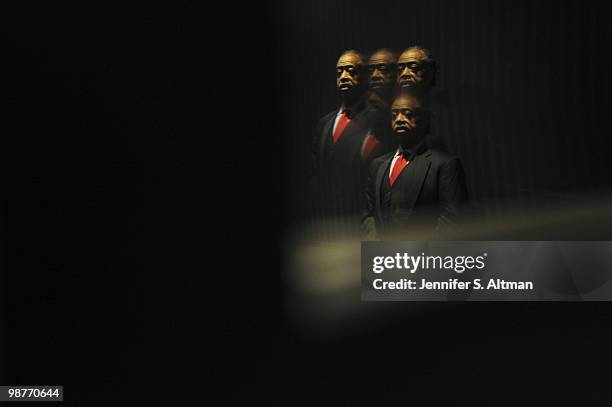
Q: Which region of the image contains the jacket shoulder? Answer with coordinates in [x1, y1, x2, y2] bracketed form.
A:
[318, 110, 338, 125]
[369, 151, 395, 172]
[425, 148, 460, 166]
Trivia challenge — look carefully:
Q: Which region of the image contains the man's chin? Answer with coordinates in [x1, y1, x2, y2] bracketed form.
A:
[396, 133, 422, 145]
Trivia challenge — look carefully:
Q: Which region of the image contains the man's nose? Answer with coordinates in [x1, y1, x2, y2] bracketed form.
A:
[340, 70, 351, 81]
[400, 67, 411, 78]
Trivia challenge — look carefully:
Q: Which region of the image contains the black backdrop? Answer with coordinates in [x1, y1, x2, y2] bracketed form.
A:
[3, 1, 612, 405]
[4, 2, 281, 404]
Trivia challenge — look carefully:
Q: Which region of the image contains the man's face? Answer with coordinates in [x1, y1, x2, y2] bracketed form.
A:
[368, 50, 396, 92]
[397, 48, 431, 91]
[391, 95, 428, 143]
[336, 52, 364, 94]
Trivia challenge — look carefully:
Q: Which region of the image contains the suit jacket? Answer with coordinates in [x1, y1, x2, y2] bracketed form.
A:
[362, 142, 468, 238]
[311, 98, 394, 237]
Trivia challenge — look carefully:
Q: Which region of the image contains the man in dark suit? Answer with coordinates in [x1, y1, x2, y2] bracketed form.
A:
[396, 45, 448, 152]
[362, 94, 468, 238]
[312, 49, 390, 237]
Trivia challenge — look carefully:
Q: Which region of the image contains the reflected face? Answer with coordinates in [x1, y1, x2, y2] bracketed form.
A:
[391, 95, 428, 142]
[336, 52, 364, 93]
[368, 50, 396, 91]
[397, 48, 431, 90]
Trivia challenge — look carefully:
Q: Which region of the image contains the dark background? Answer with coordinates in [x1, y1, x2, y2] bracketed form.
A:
[4, 2, 280, 404]
[2, 1, 611, 405]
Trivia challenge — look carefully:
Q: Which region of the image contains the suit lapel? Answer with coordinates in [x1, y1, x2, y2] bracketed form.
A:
[319, 100, 369, 162]
[398, 152, 432, 213]
[319, 110, 338, 166]
[375, 154, 394, 224]
[333, 110, 368, 148]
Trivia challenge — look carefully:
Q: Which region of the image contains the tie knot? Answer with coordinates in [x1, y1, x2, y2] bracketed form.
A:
[398, 148, 411, 159]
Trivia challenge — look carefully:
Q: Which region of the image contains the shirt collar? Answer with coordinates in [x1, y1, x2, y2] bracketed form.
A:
[339, 94, 367, 117]
[396, 141, 427, 160]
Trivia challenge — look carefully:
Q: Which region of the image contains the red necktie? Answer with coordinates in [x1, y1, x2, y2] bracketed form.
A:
[332, 111, 350, 144]
[361, 133, 380, 160]
[389, 154, 408, 187]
